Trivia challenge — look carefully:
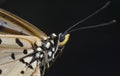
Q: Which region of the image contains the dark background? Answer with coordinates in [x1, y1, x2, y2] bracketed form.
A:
[0, 0, 120, 76]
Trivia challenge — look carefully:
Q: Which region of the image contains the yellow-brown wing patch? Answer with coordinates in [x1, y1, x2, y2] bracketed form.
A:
[0, 8, 47, 39]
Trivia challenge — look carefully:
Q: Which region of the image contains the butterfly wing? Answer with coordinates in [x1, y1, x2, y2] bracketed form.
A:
[0, 8, 47, 39]
[0, 8, 48, 76]
[0, 58, 39, 76]
[0, 35, 41, 76]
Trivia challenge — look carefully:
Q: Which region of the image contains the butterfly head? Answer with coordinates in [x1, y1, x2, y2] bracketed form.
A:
[34, 1, 116, 69]
[38, 20, 116, 68]
[47, 33, 70, 57]
[59, 33, 70, 46]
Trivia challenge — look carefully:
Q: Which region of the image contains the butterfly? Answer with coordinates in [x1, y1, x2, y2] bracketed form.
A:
[0, 1, 116, 76]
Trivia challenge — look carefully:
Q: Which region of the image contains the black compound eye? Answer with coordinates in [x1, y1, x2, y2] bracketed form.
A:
[60, 34, 65, 42]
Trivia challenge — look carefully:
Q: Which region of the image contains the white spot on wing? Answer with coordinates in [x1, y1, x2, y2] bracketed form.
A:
[27, 49, 34, 54]
[36, 41, 42, 46]
[31, 61, 37, 69]
[23, 57, 32, 63]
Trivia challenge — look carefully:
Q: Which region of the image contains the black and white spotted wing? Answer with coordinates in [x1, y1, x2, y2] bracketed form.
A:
[0, 35, 42, 76]
[0, 8, 49, 76]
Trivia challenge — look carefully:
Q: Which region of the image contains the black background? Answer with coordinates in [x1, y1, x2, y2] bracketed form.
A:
[0, 0, 120, 76]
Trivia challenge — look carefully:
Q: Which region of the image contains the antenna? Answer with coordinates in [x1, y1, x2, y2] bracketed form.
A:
[64, 1, 111, 34]
[68, 20, 116, 33]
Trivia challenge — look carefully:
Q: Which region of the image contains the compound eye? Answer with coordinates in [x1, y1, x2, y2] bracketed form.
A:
[59, 34, 65, 42]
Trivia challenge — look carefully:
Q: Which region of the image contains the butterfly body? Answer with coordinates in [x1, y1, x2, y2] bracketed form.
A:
[0, 1, 115, 76]
[0, 8, 68, 76]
